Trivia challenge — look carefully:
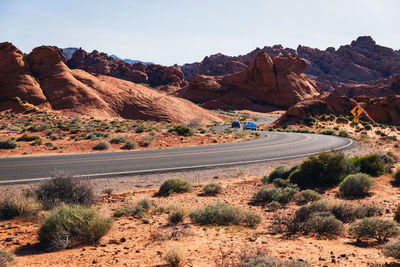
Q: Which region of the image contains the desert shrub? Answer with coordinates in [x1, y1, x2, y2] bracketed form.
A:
[355, 204, 382, 218]
[114, 198, 152, 218]
[252, 187, 281, 204]
[0, 196, 42, 220]
[304, 115, 316, 126]
[110, 134, 127, 144]
[30, 139, 42, 146]
[394, 205, 400, 223]
[338, 130, 349, 137]
[303, 212, 344, 236]
[349, 154, 385, 177]
[289, 152, 350, 188]
[38, 205, 112, 250]
[34, 172, 95, 210]
[0, 139, 18, 149]
[242, 257, 311, 267]
[202, 183, 222, 196]
[339, 173, 373, 198]
[278, 185, 300, 204]
[140, 132, 156, 147]
[349, 217, 399, 243]
[122, 140, 137, 150]
[16, 134, 40, 142]
[267, 166, 297, 183]
[295, 200, 329, 222]
[271, 213, 303, 235]
[320, 129, 335, 135]
[169, 125, 193, 136]
[328, 202, 358, 223]
[272, 178, 288, 187]
[267, 201, 282, 211]
[0, 250, 15, 266]
[392, 168, 400, 186]
[243, 211, 263, 228]
[165, 246, 184, 267]
[93, 140, 110, 150]
[383, 241, 400, 259]
[295, 189, 322, 204]
[168, 204, 186, 225]
[158, 178, 193, 196]
[189, 202, 244, 226]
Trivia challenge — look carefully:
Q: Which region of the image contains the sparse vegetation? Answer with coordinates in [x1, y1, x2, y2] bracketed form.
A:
[167, 204, 186, 225]
[349, 217, 399, 243]
[349, 154, 385, 177]
[0, 139, 18, 149]
[169, 125, 193, 136]
[265, 165, 297, 183]
[295, 189, 322, 204]
[38, 205, 112, 250]
[165, 246, 184, 267]
[158, 178, 193, 196]
[202, 183, 222, 196]
[93, 140, 110, 150]
[392, 168, 400, 186]
[339, 173, 373, 198]
[303, 212, 344, 236]
[34, 172, 95, 210]
[122, 140, 137, 150]
[114, 198, 152, 218]
[383, 241, 400, 259]
[289, 152, 350, 188]
[0, 196, 41, 220]
[0, 250, 15, 267]
[110, 134, 127, 144]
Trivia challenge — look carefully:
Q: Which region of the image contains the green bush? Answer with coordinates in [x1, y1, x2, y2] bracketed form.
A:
[0, 250, 15, 266]
[290, 152, 350, 188]
[34, 172, 95, 210]
[169, 125, 193, 136]
[338, 130, 349, 137]
[383, 241, 400, 259]
[339, 173, 373, 198]
[140, 132, 156, 147]
[278, 185, 300, 204]
[349, 217, 399, 243]
[202, 183, 222, 196]
[328, 202, 358, 223]
[158, 178, 193, 196]
[392, 168, 400, 186]
[110, 134, 127, 144]
[0, 139, 18, 149]
[295, 201, 329, 222]
[394, 205, 400, 223]
[266, 166, 297, 183]
[243, 211, 263, 228]
[242, 257, 311, 267]
[252, 187, 281, 204]
[38, 205, 112, 250]
[267, 201, 282, 211]
[354, 204, 382, 218]
[114, 198, 152, 218]
[349, 154, 385, 177]
[93, 140, 110, 150]
[0, 196, 41, 220]
[272, 178, 288, 187]
[189, 202, 243, 226]
[295, 189, 322, 204]
[16, 134, 40, 142]
[303, 212, 344, 236]
[122, 140, 137, 150]
[167, 205, 186, 225]
[320, 129, 335, 135]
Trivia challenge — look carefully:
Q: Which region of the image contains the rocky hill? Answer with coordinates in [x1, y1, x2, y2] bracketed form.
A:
[182, 36, 400, 96]
[0, 42, 222, 124]
[178, 52, 322, 110]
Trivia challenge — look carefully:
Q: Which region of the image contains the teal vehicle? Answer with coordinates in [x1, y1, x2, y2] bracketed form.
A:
[231, 120, 241, 128]
[243, 121, 257, 130]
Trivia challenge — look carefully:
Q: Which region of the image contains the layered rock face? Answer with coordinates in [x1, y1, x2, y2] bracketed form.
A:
[68, 49, 184, 86]
[181, 36, 400, 97]
[179, 52, 321, 110]
[0, 42, 222, 124]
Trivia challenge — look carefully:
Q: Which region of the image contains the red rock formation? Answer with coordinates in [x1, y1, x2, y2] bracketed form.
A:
[179, 52, 321, 109]
[68, 49, 184, 86]
[0, 43, 222, 124]
[0, 42, 48, 106]
[181, 36, 400, 97]
[355, 95, 400, 125]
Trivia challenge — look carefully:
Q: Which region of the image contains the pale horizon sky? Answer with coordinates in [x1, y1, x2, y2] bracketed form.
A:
[1, 0, 399, 65]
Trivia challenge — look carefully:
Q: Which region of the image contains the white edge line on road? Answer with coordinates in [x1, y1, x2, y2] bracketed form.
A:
[0, 138, 354, 184]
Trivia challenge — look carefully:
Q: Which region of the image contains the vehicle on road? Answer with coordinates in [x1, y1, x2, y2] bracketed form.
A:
[231, 120, 241, 128]
[243, 121, 257, 130]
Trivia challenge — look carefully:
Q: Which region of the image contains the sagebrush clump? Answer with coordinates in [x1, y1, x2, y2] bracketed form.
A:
[339, 173, 373, 198]
[158, 178, 193, 196]
[349, 217, 399, 243]
[202, 183, 222, 196]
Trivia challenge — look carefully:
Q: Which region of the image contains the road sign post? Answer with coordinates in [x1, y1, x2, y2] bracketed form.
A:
[350, 106, 363, 123]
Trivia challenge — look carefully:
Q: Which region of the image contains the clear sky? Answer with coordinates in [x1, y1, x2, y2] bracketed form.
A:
[1, 0, 399, 65]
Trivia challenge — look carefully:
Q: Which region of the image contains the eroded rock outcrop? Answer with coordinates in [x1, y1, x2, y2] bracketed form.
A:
[0, 42, 222, 124]
[179, 52, 321, 110]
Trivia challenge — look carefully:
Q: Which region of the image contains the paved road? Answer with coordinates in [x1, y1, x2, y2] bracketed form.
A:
[0, 131, 354, 184]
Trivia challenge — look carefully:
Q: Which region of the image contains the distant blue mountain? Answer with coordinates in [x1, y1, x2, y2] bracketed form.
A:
[110, 54, 153, 65]
[62, 47, 79, 59]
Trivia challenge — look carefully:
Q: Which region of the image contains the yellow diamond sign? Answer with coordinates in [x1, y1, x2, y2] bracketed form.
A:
[350, 106, 363, 117]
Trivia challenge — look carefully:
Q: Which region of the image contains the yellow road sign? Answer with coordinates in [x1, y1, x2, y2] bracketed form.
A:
[351, 106, 363, 117]
[353, 117, 359, 123]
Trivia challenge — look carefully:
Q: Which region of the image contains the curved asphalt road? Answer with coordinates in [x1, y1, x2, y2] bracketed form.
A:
[0, 131, 354, 184]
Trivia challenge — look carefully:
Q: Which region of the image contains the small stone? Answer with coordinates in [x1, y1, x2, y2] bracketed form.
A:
[92, 260, 98, 264]
[5, 237, 13, 242]
[120, 237, 126, 243]
[136, 250, 140, 253]
[249, 236, 257, 242]
[340, 254, 346, 258]
[142, 219, 150, 224]
[100, 244, 107, 247]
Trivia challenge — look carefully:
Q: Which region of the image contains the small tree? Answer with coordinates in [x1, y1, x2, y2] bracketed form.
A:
[349, 217, 399, 243]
